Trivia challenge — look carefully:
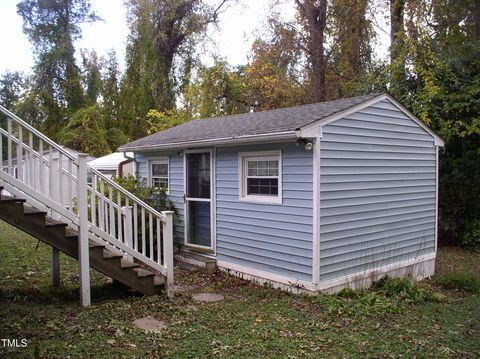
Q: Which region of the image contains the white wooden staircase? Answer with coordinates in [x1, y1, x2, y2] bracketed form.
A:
[0, 105, 174, 306]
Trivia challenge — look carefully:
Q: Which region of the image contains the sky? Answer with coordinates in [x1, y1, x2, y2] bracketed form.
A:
[0, 0, 388, 75]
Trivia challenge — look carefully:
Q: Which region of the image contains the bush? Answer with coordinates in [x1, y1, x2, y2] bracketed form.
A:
[461, 220, 480, 250]
[315, 276, 445, 317]
[373, 276, 444, 303]
[435, 272, 480, 293]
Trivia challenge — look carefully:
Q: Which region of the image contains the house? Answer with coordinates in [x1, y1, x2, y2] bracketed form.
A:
[87, 152, 136, 179]
[118, 93, 444, 293]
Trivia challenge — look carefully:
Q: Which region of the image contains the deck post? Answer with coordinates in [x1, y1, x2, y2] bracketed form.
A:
[162, 211, 174, 298]
[51, 247, 60, 287]
[77, 154, 91, 307]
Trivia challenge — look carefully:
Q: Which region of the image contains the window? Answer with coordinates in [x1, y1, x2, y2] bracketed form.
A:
[149, 158, 169, 193]
[240, 151, 282, 204]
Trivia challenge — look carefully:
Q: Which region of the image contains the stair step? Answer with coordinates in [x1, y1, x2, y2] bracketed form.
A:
[133, 267, 155, 278]
[23, 207, 47, 216]
[0, 195, 26, 203]
[45, 218, 68, 228]
[65, 228, 78, 239]
[103, 251, 123, 260]
[89, 241, 105, 249]
[177, 262, 198, 272]
[175, 251, 216, 272]
[120, 259, 140, 269]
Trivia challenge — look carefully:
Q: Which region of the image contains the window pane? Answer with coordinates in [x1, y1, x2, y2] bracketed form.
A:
[246, 159, 279, 177]
[152, 163, 168, 176]
[187, 201, 211, 246]
[152, 177, 168, 189]
[187, 153, 210, 198]
[247, 178, 278, 195]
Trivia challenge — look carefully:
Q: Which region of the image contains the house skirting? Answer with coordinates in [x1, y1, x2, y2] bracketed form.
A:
[217, 252, 436, 295]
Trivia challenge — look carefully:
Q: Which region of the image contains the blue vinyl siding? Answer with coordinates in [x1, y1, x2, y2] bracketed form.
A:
[216, 143, 314, 282]
[319, 99, 437, 282]
[135, 151, 185, 244]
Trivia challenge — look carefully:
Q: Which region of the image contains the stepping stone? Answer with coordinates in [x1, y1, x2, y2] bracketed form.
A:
[185, 304, 198, 312]
[133, 316, 166, 333]
[174, 285, 194, 293]
[192, 292, 224, 303]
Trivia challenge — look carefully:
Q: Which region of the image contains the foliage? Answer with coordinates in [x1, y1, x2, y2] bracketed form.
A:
[145, 109, 190, 135]
[461, 220, 480, 250]
[119, 0, 230, 139]
[315, 276, 445, 317]
[112, 174, 176, 214]
[435, 272, 480, 293]
[59, 105, 110, 157]
[16, 0, 100, 138]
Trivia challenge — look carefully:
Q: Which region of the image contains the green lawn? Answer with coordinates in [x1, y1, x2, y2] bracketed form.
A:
[0, 220, 479, 358]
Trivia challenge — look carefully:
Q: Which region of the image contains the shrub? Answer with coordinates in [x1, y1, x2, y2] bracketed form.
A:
[315, 276, 446, 317]
[373, 276, 443, 303]
[435, 272, 480, 293]
[461, 220, 480, 250]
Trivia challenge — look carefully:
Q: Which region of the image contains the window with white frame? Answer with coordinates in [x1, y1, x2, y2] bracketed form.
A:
[149, 159, 169, 192]
[240, 151, 282, 203]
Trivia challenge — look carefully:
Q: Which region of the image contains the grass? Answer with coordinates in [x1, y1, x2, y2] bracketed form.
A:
[0, 221, 479, 358]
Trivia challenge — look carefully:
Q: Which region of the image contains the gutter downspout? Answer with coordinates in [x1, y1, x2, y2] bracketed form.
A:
[119, 152, 135, 177]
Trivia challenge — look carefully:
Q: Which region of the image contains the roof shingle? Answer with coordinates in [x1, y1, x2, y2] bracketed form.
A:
[119, 93, 381, 150]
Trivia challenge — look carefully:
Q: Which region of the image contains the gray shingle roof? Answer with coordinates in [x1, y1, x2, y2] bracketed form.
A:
[119, 93, 382, 150]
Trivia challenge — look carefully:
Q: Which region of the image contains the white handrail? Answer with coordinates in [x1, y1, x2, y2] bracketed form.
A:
[0, 104, 77, 162]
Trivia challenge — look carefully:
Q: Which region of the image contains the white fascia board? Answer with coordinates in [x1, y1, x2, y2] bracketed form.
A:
[120, 131, 297, 152]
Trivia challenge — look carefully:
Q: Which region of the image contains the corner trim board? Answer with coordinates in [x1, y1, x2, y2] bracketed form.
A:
[312, 137, 320, 284]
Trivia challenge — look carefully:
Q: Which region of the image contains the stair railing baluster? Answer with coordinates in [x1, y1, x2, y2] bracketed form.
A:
[7, 118, 12, 175]
[17, 125, 23, 181]
[117, 190, 122, 243]
[29, 132, 34, 189]
[91, 172, 96, 226]
[141, 207, 146, 255]
[67, 159, 73, 211]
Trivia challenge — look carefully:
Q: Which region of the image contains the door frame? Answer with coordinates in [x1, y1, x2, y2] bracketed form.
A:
[183, 148, 215, 254]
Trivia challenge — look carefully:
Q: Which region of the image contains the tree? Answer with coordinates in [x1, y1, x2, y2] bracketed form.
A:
[17, 0, 100, 138]
[295, 0, 328, 102]
[81, 50, 103, 105]
[0, 71, 25, 110]
[245, 16, 308, 110]
[119, 0, 230, 139]
[328, 0, 374, 97]
[59, 105, 110, 156]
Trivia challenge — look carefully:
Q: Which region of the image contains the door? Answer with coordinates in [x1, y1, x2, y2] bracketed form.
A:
[185, 150, 213, 250]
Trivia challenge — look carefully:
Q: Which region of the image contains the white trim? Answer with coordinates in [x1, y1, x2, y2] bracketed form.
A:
[435, 146, 439, 252]
[299, 94, 445, 147]
[238, 150, 283, 205]
[121, 131, 297, 151]
[312, 137, 321, 285]
[317, 252, 436, 292]
[147, 156, 170, 195]
[183, 149, 214, 251]
[212, 147, 217, 255]
[217, 260, 317, 292]
[218, 252, 436, 294]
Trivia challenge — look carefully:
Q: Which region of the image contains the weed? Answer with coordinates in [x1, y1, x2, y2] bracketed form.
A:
[435, 272, 480, 293]
[373, 276, 445, 303]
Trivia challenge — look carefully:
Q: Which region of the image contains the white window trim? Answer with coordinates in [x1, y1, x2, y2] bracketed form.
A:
[148, 157, 170, 195]
[238, 150, 282, 204]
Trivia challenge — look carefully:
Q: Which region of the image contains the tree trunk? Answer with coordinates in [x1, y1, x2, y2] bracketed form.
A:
[296, 0, 328, 102]
[475, 0, 480, 38]
[390, 0, 406, 64]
